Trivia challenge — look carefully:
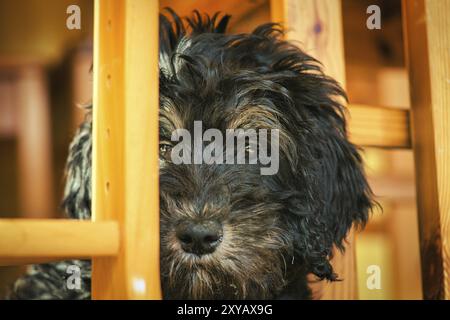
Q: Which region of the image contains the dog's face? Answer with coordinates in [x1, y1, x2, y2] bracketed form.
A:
[159, 85, 293, 299]
[63, 12, 373, 300]
[156, 13, 373, 299]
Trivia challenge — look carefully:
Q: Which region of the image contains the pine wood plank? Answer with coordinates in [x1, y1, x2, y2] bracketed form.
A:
[91, 0, 162, 299]
[402, 0, 450, 300]
[0, 219, 119, 266]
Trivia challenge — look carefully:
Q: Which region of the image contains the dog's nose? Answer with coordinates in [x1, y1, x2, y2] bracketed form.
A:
[176, 221, 223, 255]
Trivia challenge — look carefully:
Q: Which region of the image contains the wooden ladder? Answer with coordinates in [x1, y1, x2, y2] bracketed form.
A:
[0, 0, 448, 300]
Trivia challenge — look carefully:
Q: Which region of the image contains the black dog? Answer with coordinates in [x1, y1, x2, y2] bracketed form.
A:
[8, 11, 373, 300]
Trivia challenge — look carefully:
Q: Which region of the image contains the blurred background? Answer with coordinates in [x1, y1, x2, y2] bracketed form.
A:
[0, 0, 422, 299]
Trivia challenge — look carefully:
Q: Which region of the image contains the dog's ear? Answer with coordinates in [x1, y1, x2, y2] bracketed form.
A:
[244, 24, 374, 280]
[297, 104, 374, 281]
[62, 107, 92, 220]
[288, 72, 374, 281]
[287, 51, 374, 281]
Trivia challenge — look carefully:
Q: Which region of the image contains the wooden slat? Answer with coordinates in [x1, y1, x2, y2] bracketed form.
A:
[403, 0, 450, 300]
[92, 0, 161, 299]
[271, 0, 355, 299]
[348, 104, 411, 148]
[0, 219, 119, 266]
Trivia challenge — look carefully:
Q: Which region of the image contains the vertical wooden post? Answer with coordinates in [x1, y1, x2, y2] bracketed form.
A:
[16, 66, 54, 218]
[271, 0, 357, 299]
[402, 0, 450, 300]
[92, 0, 161, 299]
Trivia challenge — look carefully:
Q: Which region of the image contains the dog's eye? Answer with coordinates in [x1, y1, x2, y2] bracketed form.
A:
[159, 143, 173, 161]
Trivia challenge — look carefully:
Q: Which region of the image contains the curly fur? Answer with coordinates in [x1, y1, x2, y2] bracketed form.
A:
[6, 10, 374, 300]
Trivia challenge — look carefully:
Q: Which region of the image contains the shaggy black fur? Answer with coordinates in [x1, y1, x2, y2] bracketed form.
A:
[7, 10, 373, 300]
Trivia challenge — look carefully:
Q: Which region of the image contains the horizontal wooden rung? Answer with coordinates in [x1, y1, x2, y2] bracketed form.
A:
[0, 219, 119, 266]
[348, 104, 411, 149]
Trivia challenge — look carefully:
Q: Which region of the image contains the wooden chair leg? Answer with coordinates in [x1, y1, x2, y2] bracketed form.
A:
[91, 0, 161, 299]
[402, 0, 450, 300]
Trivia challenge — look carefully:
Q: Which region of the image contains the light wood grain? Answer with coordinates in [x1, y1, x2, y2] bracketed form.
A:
[0, 219, 119, 266]
[91, 0, 161, 299]
[348, 104, 411, 148]
[271, 0, 358, 299]
[402, 0, 450, 300]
